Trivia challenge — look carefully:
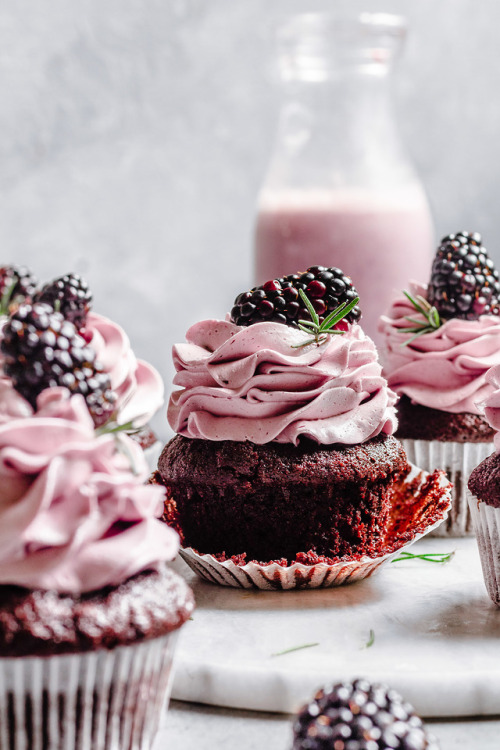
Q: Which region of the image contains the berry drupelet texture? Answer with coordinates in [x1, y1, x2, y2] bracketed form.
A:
[1, 303, 117, 426]
[231, 266, 362, 328]
[33, 273, 92, 329]
[0, 265, 37, 313]
[427, 231, 500, 320]
[292, 679, 440, 750]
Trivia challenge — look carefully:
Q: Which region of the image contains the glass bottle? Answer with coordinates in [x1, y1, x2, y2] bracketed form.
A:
[254, 12, 434, 344]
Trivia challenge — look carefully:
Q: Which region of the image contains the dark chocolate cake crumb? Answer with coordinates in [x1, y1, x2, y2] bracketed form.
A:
[396, 395, 495, 443]
[155, 435, 409, 562]
[468, 451, 500, 508]
[0, 564, 194, 657]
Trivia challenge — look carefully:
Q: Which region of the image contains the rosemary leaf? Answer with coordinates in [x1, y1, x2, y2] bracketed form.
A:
[320, 296, 359, 332]
[271, 642, 319, 657]
[298, 289, 319, 326]
[364, 629, 375, 648]
[391, 550, 455, 564]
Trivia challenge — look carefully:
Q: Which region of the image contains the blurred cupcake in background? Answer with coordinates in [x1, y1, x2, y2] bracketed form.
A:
[468, 364, 500, 607]
[0, 382, 194, 750]
[0, 265, 164, 466]
[379, 231, 500, 537]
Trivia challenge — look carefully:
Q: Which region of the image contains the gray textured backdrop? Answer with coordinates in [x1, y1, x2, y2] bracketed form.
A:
[1, 0, 498, 438]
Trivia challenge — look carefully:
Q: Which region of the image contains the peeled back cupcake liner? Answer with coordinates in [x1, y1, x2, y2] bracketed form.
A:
[177, 465, 452, 591]
[467, 490, 500, 607]
[401, 438, 493, 538]
[0, 632, 179, 750]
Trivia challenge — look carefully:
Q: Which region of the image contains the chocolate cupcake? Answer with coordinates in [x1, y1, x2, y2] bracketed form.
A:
[379, 232, 500, 537]
[0, 379, 193, 748]
[467, 365, 500, 606]
[155, 267, 451, 588]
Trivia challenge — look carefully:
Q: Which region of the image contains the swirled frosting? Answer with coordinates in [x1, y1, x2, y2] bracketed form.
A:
[85, 312, 164, 426]
[483, 366, 500, 452]
[378, 282, 500, 414]
[0, 382, 178, 594]
[168, 319, 397, 445]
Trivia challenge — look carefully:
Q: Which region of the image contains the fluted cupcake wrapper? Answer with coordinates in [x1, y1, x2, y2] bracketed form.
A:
[467, 491, 500, 607]
[0, 632, 179, 750]
[179, 466, 452, 590]
[401, 439, 494, 538]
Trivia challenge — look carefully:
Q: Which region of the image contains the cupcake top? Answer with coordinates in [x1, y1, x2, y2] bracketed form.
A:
[0, 268, 177, 596]
[379, 232, 500, 414]
[0, 268, 163, 429]
[0, 383, 179, 594]
[168, 266, 397, 446]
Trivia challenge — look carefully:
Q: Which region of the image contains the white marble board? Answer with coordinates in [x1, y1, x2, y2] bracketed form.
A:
[171, 537, 500, 718]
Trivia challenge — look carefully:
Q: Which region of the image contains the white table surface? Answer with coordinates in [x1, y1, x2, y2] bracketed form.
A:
[170, 537, 500, 717]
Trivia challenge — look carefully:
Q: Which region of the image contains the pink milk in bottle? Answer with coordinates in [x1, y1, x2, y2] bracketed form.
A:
[254, 13, 435, 346]
[255, 187, 434, 343]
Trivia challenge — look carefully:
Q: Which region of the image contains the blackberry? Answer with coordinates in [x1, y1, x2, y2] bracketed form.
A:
[427, 231, 500, 320]
[230, 266, 361, 328]
[33, 273, 92, 329]
[1, 303, 117, 426]
[292, 679, 440, 750]
[0, 265, 37, 314]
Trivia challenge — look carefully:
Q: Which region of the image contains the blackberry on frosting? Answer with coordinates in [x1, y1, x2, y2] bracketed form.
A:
[230, 266, 361, 328]
[34, 272, 92, 329]
[1, 302, 117, 427]
[427, 231, 500, 321]
[0, 264, 37, 314]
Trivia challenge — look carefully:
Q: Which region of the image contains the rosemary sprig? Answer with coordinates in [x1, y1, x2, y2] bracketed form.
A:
[292, 290, 360, 349]
[271, 642, 319, 657]
[391, 550, 455, 564]
[363, 629, 375, 649]
[0, 279, 17, 316]
[95, 419, 141, 437]
[400, 291, 442, 346]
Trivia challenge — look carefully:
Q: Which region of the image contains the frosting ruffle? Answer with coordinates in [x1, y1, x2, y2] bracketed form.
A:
[168, 319, 397, 446]
[85, 312, 164, 426]
[0, 383, 178, 594]
[378, 282, 500, 414]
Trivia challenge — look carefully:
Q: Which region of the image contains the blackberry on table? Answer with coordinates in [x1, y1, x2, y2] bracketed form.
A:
[33, 273, 92, 329]
[1, 303, 116, 426]
[292, 679, 440, 750]
[0, 265, 37, 313]
[427, 231, 500, 320]
[231, 266, 361, 328]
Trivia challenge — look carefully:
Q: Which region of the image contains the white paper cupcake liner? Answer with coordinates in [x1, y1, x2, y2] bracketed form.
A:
[178, 466, 452, 590]
[401, 439, 494, 538]
[467, 490, 500, 606]
[0, 632, 179, 750]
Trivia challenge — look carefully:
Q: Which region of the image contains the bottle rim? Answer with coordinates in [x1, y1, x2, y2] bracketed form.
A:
[277, 11, 407, 81]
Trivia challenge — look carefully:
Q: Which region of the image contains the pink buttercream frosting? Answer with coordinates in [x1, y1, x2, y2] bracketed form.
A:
[0, 383, 178, 594]
[483, 367, 500, 452]
[168, 319, 397, 445]
[378, 282, 500, 414]
[84, 312, 164, 426]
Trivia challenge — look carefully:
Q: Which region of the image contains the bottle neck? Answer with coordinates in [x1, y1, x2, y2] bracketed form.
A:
[269, 69, 412, 191]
